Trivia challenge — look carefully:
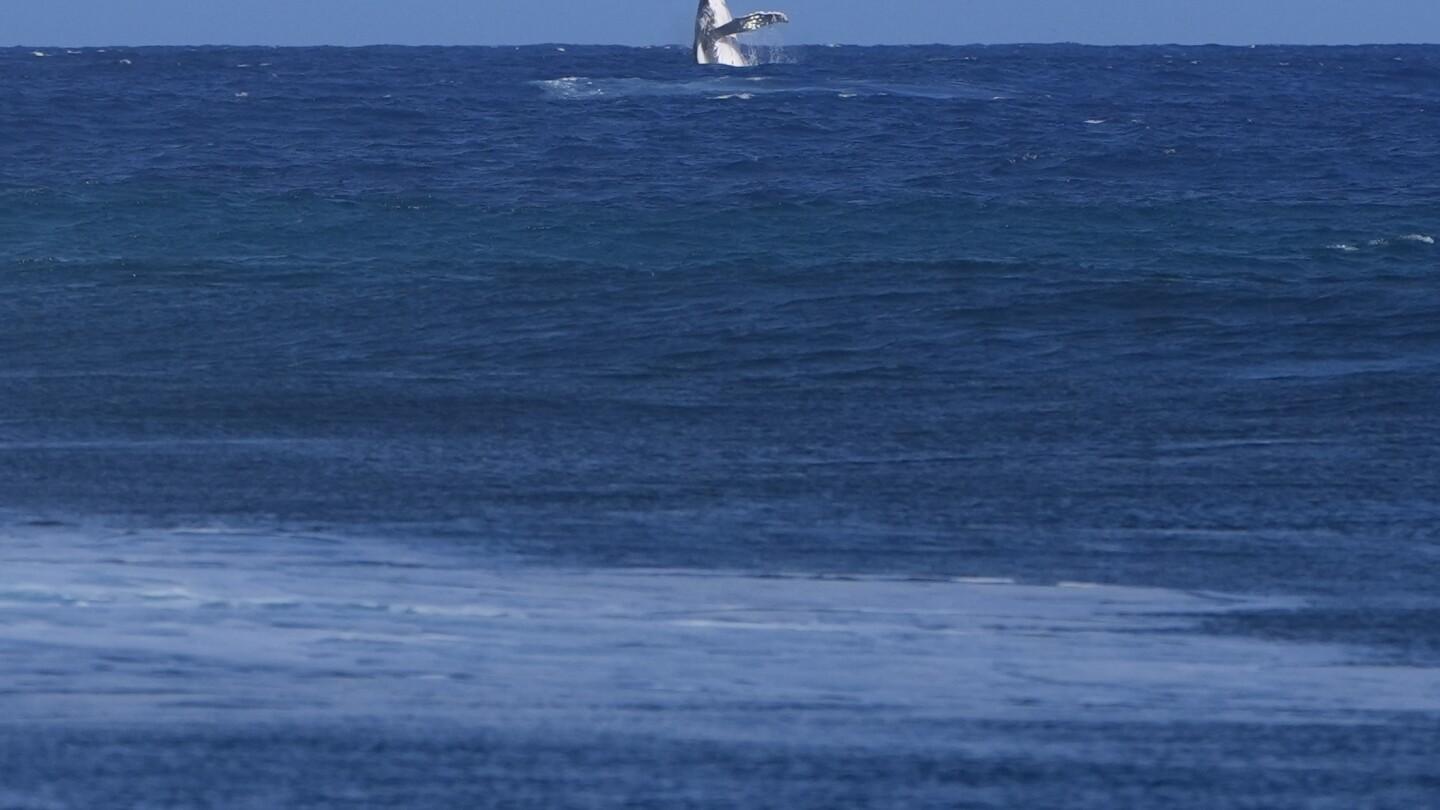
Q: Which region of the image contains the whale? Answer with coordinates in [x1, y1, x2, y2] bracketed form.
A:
[694, 0, 789, 66]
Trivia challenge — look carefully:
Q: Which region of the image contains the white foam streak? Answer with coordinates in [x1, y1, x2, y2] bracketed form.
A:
[536, 76, 998, 103]
[1328, 234, 1433, 252]
[3, 525, 1438, 736]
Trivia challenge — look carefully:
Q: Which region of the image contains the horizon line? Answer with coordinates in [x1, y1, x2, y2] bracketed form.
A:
[7, 40, 1440, 49]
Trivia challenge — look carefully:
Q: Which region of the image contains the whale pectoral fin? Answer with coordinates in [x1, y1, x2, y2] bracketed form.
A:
[712, 11, 789, 38]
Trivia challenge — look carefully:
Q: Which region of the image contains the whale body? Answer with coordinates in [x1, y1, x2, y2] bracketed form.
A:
[694, 0, 789, 66]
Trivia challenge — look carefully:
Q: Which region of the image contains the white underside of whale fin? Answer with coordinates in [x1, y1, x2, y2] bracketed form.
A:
[712, 12, 788, 38]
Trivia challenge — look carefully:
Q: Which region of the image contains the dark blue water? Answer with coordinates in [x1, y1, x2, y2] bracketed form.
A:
[2, 45, 1439, 808]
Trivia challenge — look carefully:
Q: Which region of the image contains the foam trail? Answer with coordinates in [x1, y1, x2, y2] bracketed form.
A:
[533, 76, 1001, 102]
[3, 523, 1438, 734]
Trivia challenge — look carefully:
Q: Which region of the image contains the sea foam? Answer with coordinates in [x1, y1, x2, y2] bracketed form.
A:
[3, 523, 1437, 731]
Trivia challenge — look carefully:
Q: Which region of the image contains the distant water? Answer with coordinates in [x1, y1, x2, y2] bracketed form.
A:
[2, 45, 1439, 808]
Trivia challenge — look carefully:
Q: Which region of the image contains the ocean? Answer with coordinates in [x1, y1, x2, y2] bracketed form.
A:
[1, 43, 1438, 807]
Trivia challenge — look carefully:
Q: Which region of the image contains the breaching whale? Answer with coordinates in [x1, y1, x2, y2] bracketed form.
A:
[694, 0, 789, 66]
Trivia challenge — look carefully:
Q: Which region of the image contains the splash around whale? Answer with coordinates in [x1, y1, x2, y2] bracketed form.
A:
[694, 0, 789, 66]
